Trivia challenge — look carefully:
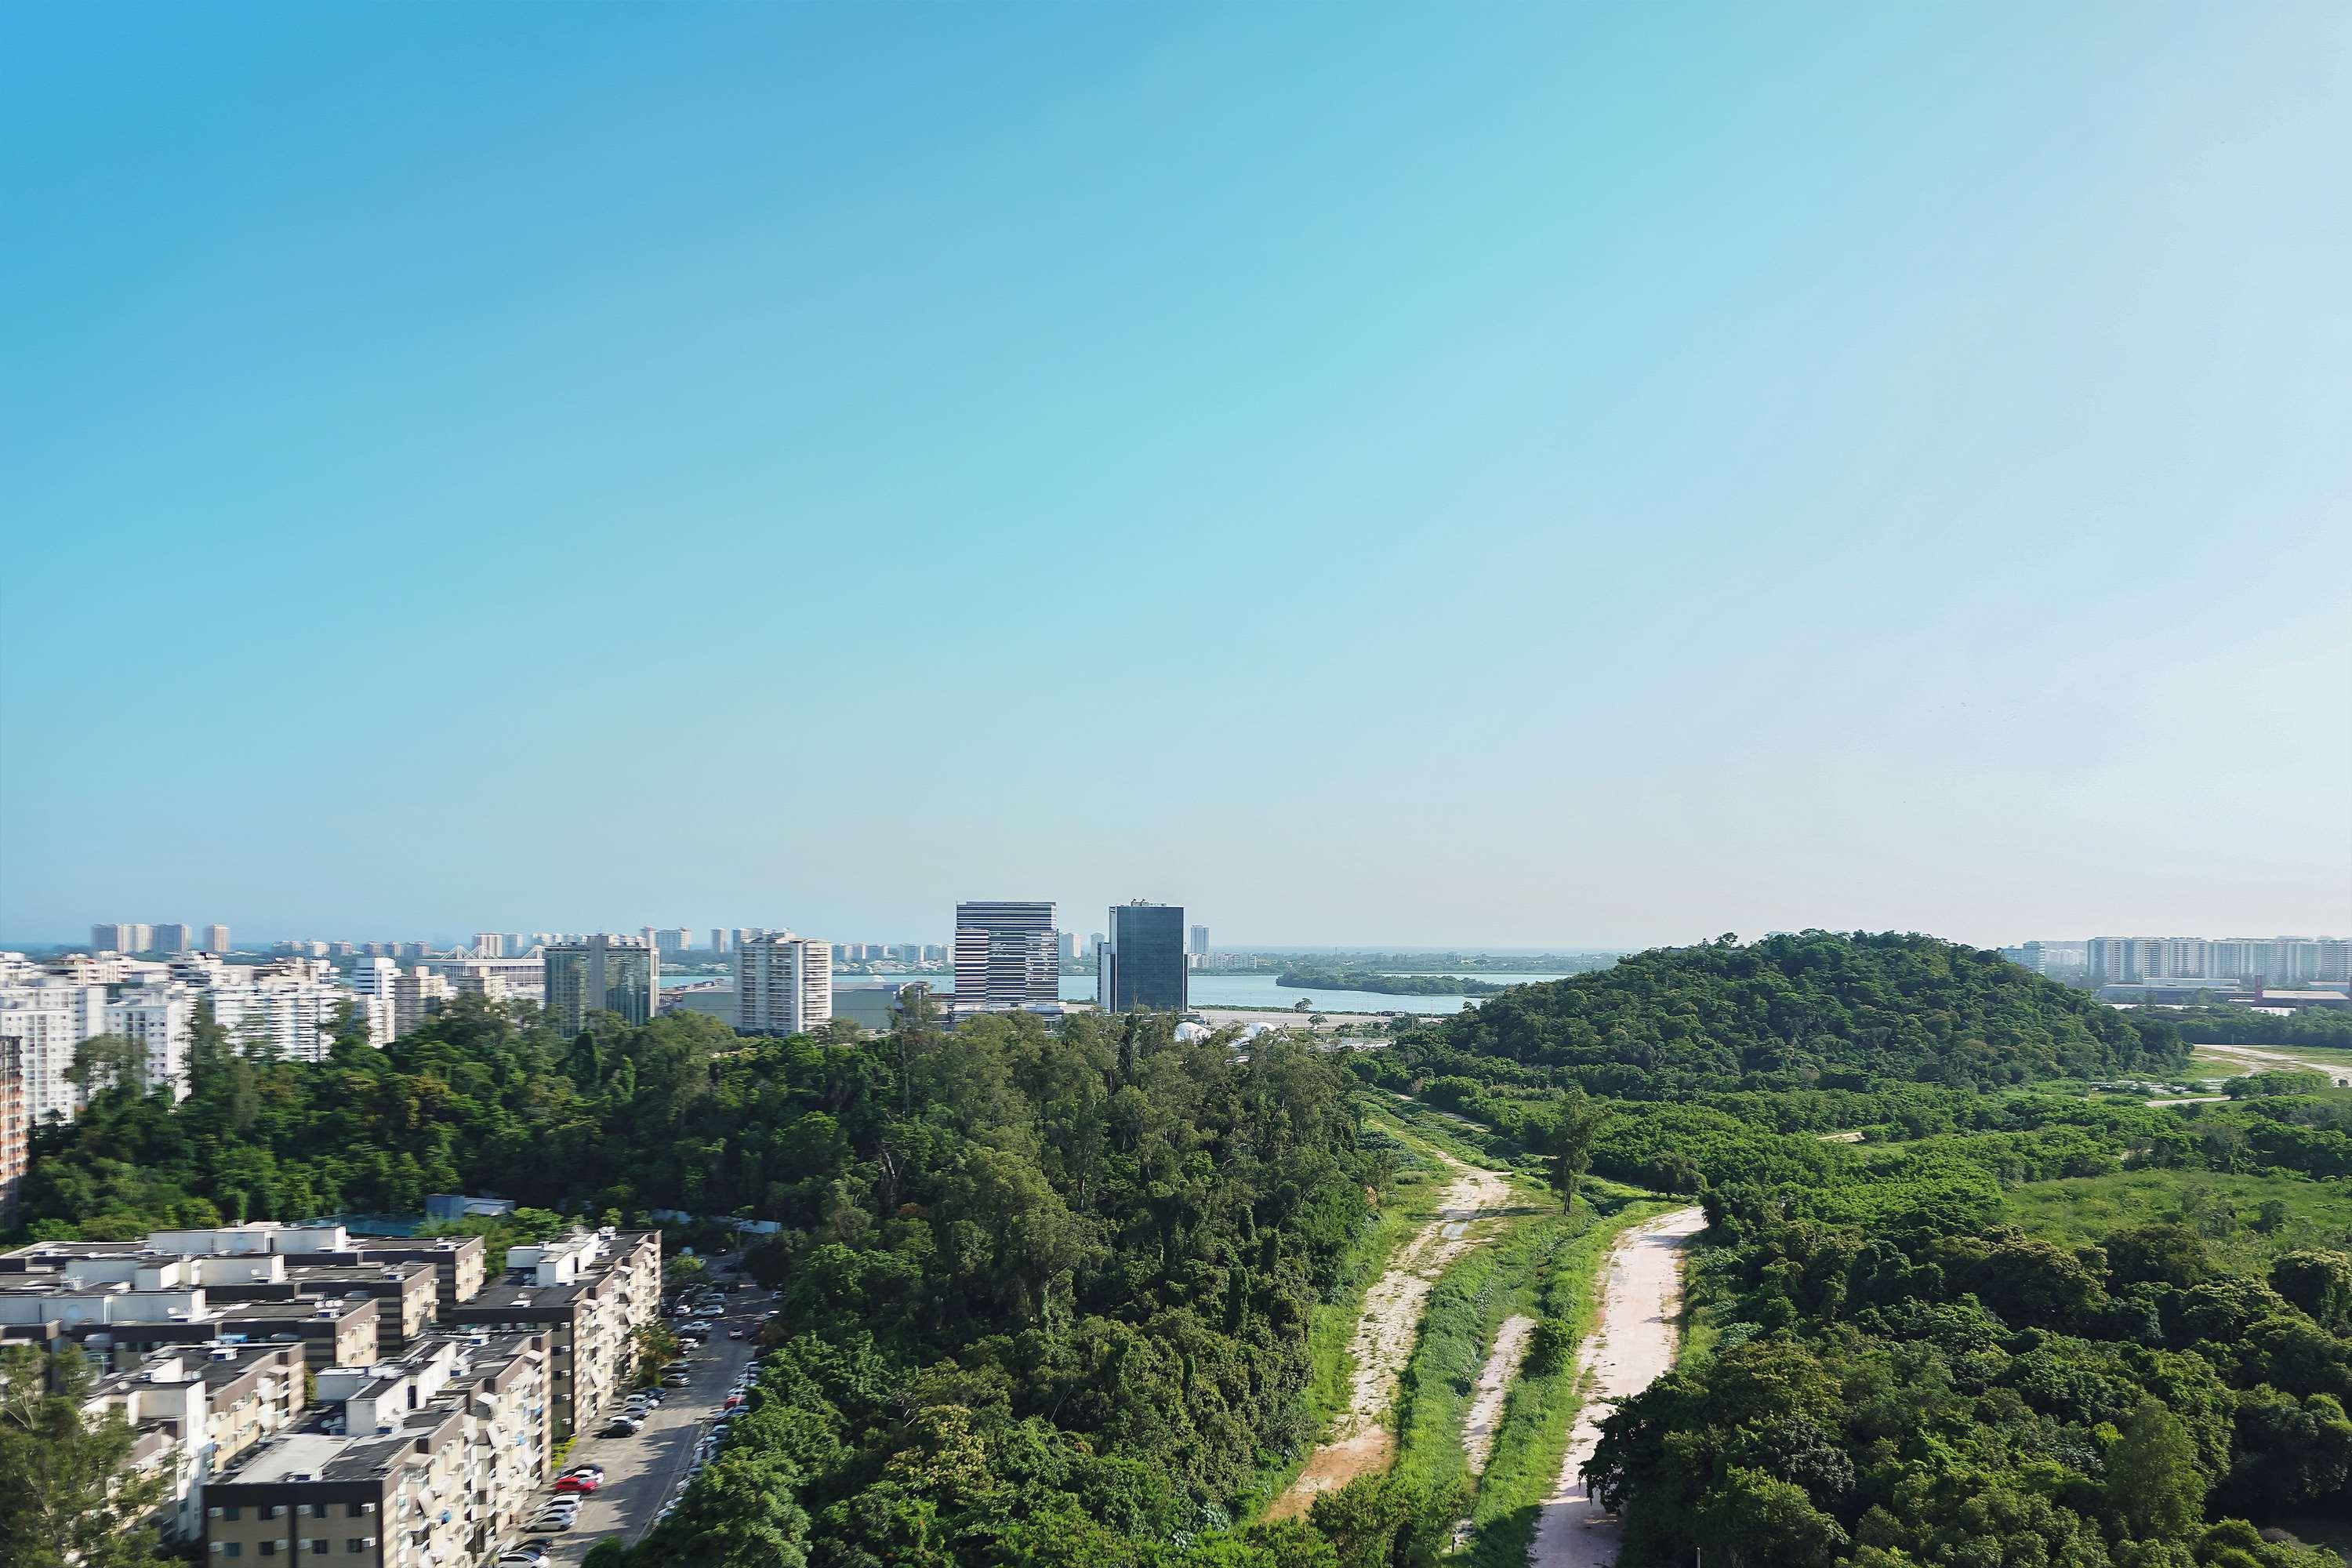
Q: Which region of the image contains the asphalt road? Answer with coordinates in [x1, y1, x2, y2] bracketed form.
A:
[534, 1281, 771, 1566]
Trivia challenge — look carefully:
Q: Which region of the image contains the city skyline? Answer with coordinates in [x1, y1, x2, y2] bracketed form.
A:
[4, 4, 2347, 951]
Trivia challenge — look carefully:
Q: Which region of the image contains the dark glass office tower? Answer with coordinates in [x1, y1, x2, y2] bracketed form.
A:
[1102, 902, 1187, 1012]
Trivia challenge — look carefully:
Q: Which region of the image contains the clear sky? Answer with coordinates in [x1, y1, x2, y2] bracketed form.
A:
[2, 4, 2347, 951]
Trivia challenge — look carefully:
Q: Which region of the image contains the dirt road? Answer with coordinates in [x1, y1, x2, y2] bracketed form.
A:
[1528, 1206, 1707, 1568]
[1269, 1152, 1516, 1518]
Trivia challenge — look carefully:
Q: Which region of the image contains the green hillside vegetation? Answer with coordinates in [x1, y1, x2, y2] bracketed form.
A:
[1392, 934, 2352, 1568]
[1412, 931, 2185, 1097]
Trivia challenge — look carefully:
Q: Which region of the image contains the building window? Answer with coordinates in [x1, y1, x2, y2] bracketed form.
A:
[223, 1507, 243, 1521]
[259, 1546, 276, 1559]
[223, 1547, 242, 1559]
[346, 1543, 363, 1554]
[309, 1543, 329, 1556]
[347, 1504, 366, 1519]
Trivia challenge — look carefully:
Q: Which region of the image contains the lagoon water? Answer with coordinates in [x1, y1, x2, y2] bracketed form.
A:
[659, 967, 1576, 1015]
[1054, 971, 1573, 1015]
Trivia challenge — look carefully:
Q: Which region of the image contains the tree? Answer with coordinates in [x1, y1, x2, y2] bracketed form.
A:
[0, 1343, 170, 1568]
[65, 1035, 142, 1102]
[2107, 1398, 2209, 1541]
[1547, 1091, 1613, 1213]
[2271, 1250, 2352, 1331]
[1695, 1467, 1847, 1568]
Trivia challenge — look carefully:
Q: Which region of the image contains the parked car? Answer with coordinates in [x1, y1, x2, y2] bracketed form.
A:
[554, 1475, 598, 1494]
[598, 1419, 638, 1438]
[497, 1551, 550, 1568]
[663, 1373, 692, 1388]
[522, 1515, 570, 1536]
[564, 1465, 605, 1482]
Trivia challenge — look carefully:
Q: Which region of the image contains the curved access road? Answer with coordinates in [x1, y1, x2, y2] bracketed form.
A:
[1530, 1205, 1707, 1568]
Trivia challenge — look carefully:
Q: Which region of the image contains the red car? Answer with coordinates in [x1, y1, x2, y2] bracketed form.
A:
[554, 1475, 601, 1494]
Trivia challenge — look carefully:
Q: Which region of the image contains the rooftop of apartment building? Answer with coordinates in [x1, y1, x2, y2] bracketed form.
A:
[2, 1226, 486, 1277]
[446, 1228, 659, 1313]
[87, 1341, 303, 1412]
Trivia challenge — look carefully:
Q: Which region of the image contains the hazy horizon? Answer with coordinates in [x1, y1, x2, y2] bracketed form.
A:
[5, 5, 2347, 949]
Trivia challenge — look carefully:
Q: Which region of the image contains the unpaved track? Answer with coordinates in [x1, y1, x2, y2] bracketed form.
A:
[1462, 1314, 1536, 1474]
[1529, 1206, 1706, 1568]
[1269, 1152, 1515, 1518]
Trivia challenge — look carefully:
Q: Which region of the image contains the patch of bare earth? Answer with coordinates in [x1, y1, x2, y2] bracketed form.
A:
[1527, 1205, 1706, 1568]
[1268, 1154, 1516, 1519]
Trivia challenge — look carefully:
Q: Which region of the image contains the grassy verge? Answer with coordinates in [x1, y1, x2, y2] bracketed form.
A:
[1237, 1108, 1447, 1515]
[1457, 1189, 1676, 1566]
[1374, 1087, 1686, 1563]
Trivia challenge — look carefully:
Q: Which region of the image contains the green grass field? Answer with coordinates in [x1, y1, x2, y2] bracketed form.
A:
[2005, 1168, 2352, 1276]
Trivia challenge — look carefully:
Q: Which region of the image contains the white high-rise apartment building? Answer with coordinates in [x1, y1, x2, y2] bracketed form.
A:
[654, 928, 691, 958]
[710, 929, 728, 955]
[354, 956, 400, 1000]
[189, 958, 389, 1059]
[204, 924, 230, 953]
[105, 989, 194, 1102]
[735, 933, 832, 1036]
[0, 984, 106, 1124]
[473, 932, 506, 958]
[154, 924, 194, 954]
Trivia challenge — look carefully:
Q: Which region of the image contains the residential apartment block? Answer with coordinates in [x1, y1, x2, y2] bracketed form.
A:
[2085, 935, 2351, 984]
[85, 1342, 309, 1544]
[204, 1329, 552, 1568]
[440, 1229, 660, 1441]
[0, 1217, 642, 1559]
[735, 931, 832, 1036]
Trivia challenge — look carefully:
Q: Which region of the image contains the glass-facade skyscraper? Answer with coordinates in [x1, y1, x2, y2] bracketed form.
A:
[1102, 902, 1187, 1012]
[544, 934, 659, 1034]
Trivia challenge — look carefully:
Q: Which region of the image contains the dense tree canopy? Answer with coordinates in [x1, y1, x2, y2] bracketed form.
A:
[19, 996, 1396, 1566]
[1410, 932, 2186, 1097]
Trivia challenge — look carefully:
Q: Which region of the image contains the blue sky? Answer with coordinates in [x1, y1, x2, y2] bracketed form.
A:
[3, 3, 2347, 949]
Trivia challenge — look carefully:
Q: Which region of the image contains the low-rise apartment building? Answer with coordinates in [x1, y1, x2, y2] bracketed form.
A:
[441, 1229, 659, 1441]
[83, 1343, 307, 1544]
[205, 1330, 550, 1568]
[204, 1262, 438, 1353]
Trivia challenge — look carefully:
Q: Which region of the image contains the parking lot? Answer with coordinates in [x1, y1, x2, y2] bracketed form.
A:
[535, 1275, 772, 1566]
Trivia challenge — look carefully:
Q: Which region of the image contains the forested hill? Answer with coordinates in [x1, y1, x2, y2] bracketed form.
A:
[1413, 931, 2184, 1095]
